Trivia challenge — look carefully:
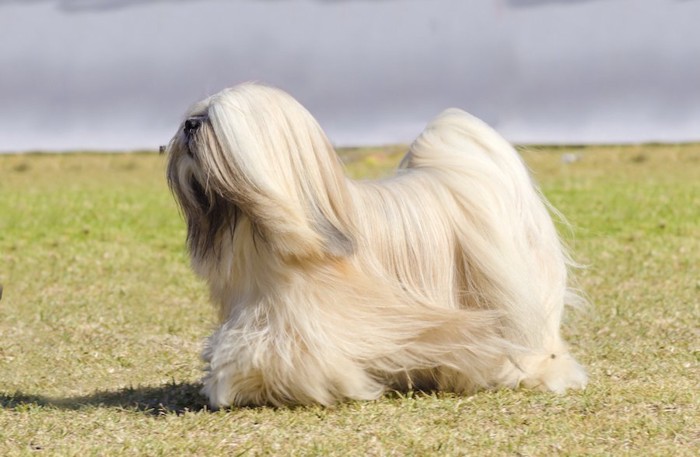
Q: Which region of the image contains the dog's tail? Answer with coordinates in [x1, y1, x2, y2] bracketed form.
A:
[403, 109, 576, 351]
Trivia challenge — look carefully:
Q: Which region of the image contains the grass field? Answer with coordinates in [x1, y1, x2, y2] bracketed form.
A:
[0, 144, 698, 455]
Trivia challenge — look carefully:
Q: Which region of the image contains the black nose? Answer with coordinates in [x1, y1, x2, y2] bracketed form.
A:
[184, 118, 201, 134]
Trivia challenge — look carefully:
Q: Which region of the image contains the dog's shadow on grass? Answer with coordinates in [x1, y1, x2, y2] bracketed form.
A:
[1, 381, 211, 416]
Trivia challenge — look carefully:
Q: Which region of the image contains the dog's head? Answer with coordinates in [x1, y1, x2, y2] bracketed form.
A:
[166, 83, 354, 261]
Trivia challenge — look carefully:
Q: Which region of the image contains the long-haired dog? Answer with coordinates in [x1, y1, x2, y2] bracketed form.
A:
[165, 83, 587, 408]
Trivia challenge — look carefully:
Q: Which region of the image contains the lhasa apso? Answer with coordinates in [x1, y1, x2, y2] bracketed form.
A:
[165, 83, 587, 408]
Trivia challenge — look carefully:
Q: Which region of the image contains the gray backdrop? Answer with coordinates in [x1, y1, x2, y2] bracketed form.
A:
[1, 0, 698, 152]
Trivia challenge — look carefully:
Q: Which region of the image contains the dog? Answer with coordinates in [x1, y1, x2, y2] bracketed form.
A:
[165, 83, 587, 408]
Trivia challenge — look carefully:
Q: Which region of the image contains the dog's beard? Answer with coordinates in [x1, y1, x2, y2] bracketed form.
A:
[185, 176, 241, 259]
[189, 175, 209, 211]
[167, 128, 241, 259]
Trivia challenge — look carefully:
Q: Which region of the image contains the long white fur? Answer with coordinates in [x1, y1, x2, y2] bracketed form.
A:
[166, 83, 587, 408]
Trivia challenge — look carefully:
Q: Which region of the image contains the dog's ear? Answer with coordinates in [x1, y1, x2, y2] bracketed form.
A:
[309, 202, 355, 258]
[195, 92, 356, 260]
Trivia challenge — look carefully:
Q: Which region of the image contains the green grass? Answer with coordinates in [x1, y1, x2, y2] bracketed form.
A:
[1, 144, 698, 455]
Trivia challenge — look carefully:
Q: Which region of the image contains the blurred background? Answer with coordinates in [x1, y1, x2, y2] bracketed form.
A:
[1, 0, 698, 152]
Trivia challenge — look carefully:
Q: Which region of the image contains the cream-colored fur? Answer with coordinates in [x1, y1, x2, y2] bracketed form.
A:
[165, 83, 587, 408]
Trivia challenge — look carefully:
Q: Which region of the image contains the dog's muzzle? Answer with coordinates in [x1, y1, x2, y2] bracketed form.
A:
[183, 116, 206, 157]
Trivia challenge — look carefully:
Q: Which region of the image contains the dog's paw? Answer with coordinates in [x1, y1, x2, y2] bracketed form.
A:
[524, 352, 587, 393]
[500, 351, 587, 393]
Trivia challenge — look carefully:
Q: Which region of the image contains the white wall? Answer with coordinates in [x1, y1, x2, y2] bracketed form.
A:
[1, 0, 698, 151]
